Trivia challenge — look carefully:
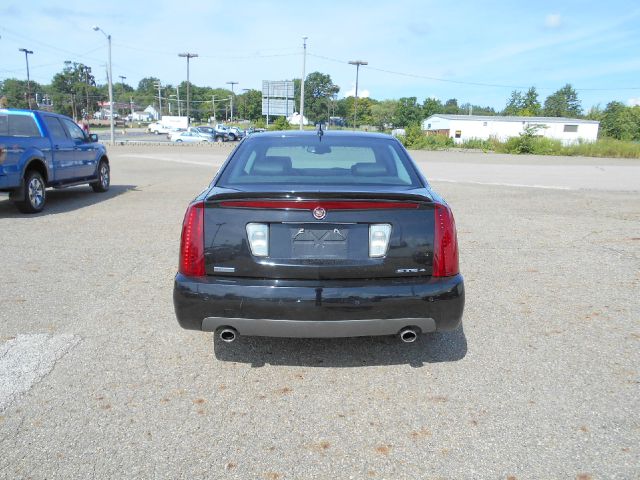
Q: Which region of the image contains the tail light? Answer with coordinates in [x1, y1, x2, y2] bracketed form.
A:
[433, 204, 459, 277]
[369, 224, 392, 257]
[179, 201, 205, 276]
[246, 223, 269, 257]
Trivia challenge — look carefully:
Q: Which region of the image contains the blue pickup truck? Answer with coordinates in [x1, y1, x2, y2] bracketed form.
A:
[0, 109, 110, 213]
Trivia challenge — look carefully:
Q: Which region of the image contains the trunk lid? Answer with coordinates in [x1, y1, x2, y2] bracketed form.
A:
[203, 189, 436, 280]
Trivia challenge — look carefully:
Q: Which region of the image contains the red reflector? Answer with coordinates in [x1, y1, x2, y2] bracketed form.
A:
[433, 204, 459, 277]
[219, 200, 420, 210]
[179, 201, 205, 276]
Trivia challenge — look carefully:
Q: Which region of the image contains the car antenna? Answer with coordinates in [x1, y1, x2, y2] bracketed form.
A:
[317, 122, 324, 141]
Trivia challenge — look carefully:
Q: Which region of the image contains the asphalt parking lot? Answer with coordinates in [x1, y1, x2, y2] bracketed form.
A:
[0, 145, 638, 479]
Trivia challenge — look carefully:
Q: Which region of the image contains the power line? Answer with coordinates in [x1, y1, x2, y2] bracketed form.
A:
[307, 52, 640, 92]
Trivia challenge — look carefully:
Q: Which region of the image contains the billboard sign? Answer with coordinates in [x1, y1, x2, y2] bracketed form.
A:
[262, 80, 295, 117]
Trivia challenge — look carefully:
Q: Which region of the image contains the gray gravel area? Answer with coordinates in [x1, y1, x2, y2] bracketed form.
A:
[0, 146, 638, 479]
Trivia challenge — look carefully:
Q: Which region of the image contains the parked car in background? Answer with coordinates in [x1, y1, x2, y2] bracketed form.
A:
[170, 130, 214, 143]
[190, 126, 228, 143]
[228, 126, 245, 140]
[174, 130, 464, 343]
[147, 122, 172, 135]
[245, 127, 266, 136]
[0, 109, 110, 213]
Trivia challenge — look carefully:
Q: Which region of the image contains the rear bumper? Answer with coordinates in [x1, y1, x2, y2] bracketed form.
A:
[173, 274, 464, 338]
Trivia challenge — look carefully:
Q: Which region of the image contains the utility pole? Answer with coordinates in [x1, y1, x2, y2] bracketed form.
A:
[211, 95, 216, 123]
[178, 53, 198, 125]
[18, 48, 33, 109]
[154, 82, 163, 119]
[299, 36, 307, 130]
[176, 86, 181, 116]
[119, 75, 126, 124]
[226, 81, 238, 123]
[92, 26, 114, 145]
[348, 60, 368, 129]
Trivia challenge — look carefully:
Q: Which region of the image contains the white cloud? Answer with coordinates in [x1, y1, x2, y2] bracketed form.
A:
[628, 98, 640, 106]
[344, 86, 370, 98]
[545, 14, 562, 28]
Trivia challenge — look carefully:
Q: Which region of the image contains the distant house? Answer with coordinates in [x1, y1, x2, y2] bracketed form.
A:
[144, 105, 159, 120]
[422, 115, 599, 145]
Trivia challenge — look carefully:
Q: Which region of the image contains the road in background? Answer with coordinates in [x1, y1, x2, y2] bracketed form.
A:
[0, 146, 638, 478]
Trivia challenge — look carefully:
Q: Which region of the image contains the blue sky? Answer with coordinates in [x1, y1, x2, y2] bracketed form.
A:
[1, 0, 639, 111]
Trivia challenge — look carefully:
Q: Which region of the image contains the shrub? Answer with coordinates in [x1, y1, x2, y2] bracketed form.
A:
[269, 116, 292, 131]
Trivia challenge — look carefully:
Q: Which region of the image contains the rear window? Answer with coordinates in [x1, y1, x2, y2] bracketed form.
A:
[0, 114, 41, 137]
[217, 134, 423, 188]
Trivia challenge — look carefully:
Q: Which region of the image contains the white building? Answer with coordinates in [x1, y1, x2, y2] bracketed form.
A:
[422, 115, 599, 145]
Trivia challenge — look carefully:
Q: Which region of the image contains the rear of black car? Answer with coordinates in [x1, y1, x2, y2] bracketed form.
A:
[173, 131, 464, 341]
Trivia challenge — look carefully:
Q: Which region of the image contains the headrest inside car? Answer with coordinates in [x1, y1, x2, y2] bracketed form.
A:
[252, 156, 292, 175]
[351, 163, 388, 176]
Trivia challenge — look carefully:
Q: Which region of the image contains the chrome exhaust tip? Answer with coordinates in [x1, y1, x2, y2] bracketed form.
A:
[399, 328, 418, 343]
[219, 327, 238, 343]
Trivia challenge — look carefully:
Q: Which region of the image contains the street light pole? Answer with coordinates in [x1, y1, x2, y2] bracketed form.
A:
[348, 60, 368, 129]
[178, 53, 198, 126]
[18, 48, 33, 109]
[92, 26, 114, 145]
[299, 36, 307, 130]
[226, 81, 238, 123]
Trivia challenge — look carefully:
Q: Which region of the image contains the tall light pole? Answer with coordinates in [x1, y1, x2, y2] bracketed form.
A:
[92, 26, 114, 145]
[119, 75, 126, 123]
[226, 81, 238, 123]
[19, 48, 33, 109]
[348, 60, 368, 129]
[178, 53, 198, 125]
[299, 36, 307, 130]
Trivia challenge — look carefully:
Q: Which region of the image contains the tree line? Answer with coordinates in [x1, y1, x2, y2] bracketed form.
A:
[1, 64, 638, 141]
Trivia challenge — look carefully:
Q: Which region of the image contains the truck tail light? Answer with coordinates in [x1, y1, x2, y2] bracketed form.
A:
[369, 224, 392, 258]
[246, 223, 269, 257]
[433, 204, 459, 277]
[179, 201, 205, 276]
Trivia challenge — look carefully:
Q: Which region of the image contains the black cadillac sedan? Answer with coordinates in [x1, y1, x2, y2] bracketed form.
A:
[173, 130, 464, 343]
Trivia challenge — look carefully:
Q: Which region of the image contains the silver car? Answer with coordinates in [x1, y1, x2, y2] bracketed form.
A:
[170, 130, 213, 143]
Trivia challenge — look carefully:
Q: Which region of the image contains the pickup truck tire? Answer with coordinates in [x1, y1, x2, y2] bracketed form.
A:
[91, 160, 110, 193]
[215, 136, 224, 143]
[15, 170, 46, 213]
[228, 133, 237, 141]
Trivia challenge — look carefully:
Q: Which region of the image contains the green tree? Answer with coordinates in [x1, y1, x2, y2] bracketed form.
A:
[522, 87, 541, 116]
[543, 84, 582, 117]
[370, 99, 397, 130]
[393, 97, 422, 127]
[238, 89, 263, 121]
[0, 78, 42, 109]
[422, 97, 443, 118]
[50, 62, 98, 118]
[503, 90, 524, 115]
[600, 101, 640, 140]
[302, 72, 339, 124]
[443, 98, 460, 114]
[270, 116, 292, 130]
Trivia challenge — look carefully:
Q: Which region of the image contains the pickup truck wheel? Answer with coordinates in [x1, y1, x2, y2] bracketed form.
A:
[15, 170, 46, 213]
[215, 136, 223, 143]
[91, 160, 110, 193]
[228, 133, 237, 141]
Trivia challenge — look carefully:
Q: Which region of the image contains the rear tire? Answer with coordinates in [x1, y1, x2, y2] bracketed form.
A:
[15, 170, 46, 213]
[215, 136, 223, 143]
[91, 160, 110, 192]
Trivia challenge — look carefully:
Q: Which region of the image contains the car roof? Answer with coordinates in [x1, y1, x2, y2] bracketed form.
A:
[254, 130, 393, 140]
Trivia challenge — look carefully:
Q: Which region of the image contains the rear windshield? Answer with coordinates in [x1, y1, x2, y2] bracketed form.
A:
[217, 134, 423, 188]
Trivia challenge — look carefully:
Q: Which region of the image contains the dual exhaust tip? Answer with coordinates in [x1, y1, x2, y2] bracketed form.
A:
[217, 326, 420, 343]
